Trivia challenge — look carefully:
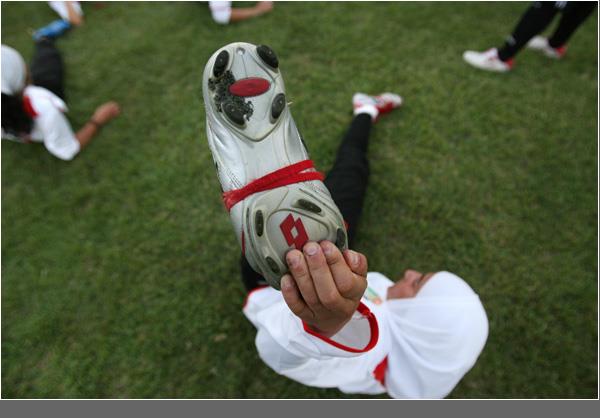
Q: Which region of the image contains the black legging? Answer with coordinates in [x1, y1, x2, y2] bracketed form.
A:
[498, 1, 597, 62]
[241, 114, 373, 291]
[30, 39, 66, 100]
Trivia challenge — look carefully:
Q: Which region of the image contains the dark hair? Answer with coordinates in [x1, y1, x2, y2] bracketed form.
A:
[1, 93, 33, 138]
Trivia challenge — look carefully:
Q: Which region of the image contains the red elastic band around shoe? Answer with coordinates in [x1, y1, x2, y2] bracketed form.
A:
[222, 159, 324, 211]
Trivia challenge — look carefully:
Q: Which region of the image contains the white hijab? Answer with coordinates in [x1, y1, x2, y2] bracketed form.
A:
[385, 271, 489, 399]
[1, 44, 27, 95]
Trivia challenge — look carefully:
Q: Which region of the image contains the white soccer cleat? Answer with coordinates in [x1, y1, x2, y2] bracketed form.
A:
[462, 48, 513, 73]
[527, 36, 566, 59]
[352, 92, 403, 121]
[202, 42, 348, 289]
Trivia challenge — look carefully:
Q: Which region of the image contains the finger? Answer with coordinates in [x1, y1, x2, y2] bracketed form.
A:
[110, 103, 121, 115]
[281, 274, 313, 320]
[343, 249, 368, 278]
[321, 241, 365, 300]
[403, 269, 423, 288]
[286, 249, 320, 309]
[415, 272, 436, 292]
[411, 273, 425, 289]
[387, 280, 417, 300]
[303, 242, 344, 311]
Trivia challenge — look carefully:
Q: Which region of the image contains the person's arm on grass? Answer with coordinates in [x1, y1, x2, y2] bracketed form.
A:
[34, 99, 118, 161]
[75, 101, 120, 150]
[229, 2, 273, 23]
[65, 1, 83, 26]
[210, 1, 273, 25]
[243, 241, 379, 386]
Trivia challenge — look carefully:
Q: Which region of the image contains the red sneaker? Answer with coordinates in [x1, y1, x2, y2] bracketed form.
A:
[352, 92, 403, 121]
[527, 36, 567, 59]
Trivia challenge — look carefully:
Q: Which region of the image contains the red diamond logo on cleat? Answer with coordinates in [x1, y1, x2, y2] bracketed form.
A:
[229, 77, 271, 97]
[279, 214, 309, 249]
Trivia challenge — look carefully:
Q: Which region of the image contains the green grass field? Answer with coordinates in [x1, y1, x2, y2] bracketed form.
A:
[1, 1, 597, 398]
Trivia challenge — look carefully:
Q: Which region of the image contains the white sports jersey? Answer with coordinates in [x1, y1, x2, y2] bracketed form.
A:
[24, 85, 80, 161]
[209, 1, 232, 25]
[243, 271, 489, 398]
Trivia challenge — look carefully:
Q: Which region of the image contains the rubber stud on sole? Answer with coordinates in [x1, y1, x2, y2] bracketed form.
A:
[213, 50, 229, 77]
[223, 101, 245, 125]
[255, 210, 264, 237]
[295, 199, 321, 214]
[336, 228, 347, 250]
[266, 257, 280, 275]
[271, 93, 286, 119]
[257, 45, 279, 68]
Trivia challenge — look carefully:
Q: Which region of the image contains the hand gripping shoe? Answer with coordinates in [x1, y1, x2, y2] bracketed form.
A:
[202, 42, 348, 289]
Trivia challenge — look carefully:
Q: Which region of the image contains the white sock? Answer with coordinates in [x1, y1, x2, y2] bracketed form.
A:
[353, 104, 379, 121]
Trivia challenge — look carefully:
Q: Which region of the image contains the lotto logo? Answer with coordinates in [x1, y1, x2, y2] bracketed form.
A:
[279, 214, 309, 249]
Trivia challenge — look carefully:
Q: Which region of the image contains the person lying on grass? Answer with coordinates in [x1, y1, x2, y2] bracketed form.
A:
[202, 42, 489, 398]
[1, 41, 119, 161]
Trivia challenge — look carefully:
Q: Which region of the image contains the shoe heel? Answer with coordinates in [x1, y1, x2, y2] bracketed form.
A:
[242, 187, 347, 289]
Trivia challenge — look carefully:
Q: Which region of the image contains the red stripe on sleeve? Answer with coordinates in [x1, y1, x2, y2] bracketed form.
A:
[302, 302, 379, 353]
